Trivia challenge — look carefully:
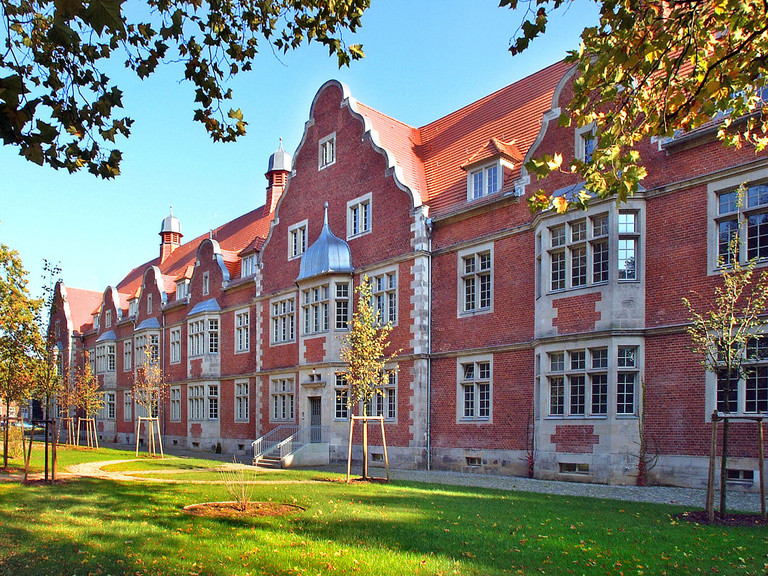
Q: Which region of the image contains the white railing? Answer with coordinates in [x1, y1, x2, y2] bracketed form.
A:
[274, 425, 328, 459]
[252, 425, 299, 460]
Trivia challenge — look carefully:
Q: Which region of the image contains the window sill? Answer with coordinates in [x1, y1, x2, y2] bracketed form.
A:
[458, 418, 491, 424]
[347, 229, 372, 241]
[271, 340, 296, 347]
[459, 307, 492, 318]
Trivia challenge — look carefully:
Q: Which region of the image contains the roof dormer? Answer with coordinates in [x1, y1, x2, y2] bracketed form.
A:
[462, 138, 523, 202]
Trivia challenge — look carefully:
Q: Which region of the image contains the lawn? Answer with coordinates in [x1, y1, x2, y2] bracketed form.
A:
[1, 446, 767, 576]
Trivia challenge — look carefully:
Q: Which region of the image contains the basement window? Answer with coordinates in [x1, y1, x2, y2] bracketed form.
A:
[559, 462, 589, 474]
[726, 469, 755, 484]
[465, 456, 482, 467]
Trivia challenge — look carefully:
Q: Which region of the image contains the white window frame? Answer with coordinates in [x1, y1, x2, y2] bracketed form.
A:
[547, 213, 611, 292]
[347, 193, 372, 239]
[271, 376, 295, 422]
[708, 169, 768, 274]
[711, 336, 768, 416]
[134, 332, 159, 366]
[301, 284, 330, 335]
[105, 310, 112, 328]
[575, 123, 597, 163]
[365, 370, 397, 421]
[234, 309, 250, 353]
[187, 315, 220, 357]
[123, 390, 132, 422]
[457, 243, 494, 317]
[146, 293, 153, 315]
[456, 355, 492, 423]
[271, 295, 296, 344]
[202, 272, 210, 296]
[176, 280, 189, 300]
[128, 298, 138, 317]
[208, 384, 219, 420]
[235, 379, 249, 422]
[241, 254, 257, 278]
[467, 161, 502, 201]
[169, 327, 182, 364]
[93, 314, 100, 331]
[288, 220, 308, 260]
[188, 384, 204, 420]
[335, 373, 350, 420]
[105, 391, 116, 420]
[370, 268, 398, 326]
[170, 386, 181, 422]
[318, 132, 336, 170]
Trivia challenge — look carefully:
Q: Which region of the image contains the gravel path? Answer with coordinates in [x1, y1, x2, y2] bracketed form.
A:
[384, 468, 765, 513]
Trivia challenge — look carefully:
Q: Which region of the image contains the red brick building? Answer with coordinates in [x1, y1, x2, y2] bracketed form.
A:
[49, 61, 768, 488]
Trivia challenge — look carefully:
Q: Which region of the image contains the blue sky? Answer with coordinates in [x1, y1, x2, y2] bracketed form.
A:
[0, 0, 599, 299]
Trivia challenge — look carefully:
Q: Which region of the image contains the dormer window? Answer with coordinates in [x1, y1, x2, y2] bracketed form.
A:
[469, 163, 500, 200]
[319, 133, 336, 170]
[93, 314, 100, 331]
[176, 280, 189, 300]
[129, 299, 138, 317]
[241, 254, 257, 278]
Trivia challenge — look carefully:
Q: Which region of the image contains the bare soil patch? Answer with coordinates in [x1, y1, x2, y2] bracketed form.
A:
[182, 501, 305, 519]
[675, 511, 768, 527]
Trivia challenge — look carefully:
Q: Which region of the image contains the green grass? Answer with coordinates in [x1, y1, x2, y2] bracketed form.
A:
[1, 446, 767, 575]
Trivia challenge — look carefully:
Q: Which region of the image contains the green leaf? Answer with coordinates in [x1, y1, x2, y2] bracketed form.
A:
[82, 0, 126, 35]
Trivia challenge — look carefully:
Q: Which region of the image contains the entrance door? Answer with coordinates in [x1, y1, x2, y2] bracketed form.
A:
[309, 397, 322, 443]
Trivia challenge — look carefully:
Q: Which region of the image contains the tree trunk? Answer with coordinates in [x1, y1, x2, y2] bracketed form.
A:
[3, 397, 9, 469]
[719, 418, 729, 516]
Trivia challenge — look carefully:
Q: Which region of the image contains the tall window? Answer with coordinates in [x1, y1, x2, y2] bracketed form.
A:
[335, 374, 349, 420]
[188, 385, 204, 420]
[372, 271, 397, 325]
[176, 280, 188, 300]
[235, 381, 249, 422]
[468, 163, 500, 200]
[105, 391, 116, 420]
[208, 384, 219, 420]
[319, 133, 336, 169]
[549, 213, 611, 292]
[335, 282, 350, 329]
[166, 327, 180, 364]
[146, 293, 153, 315]
[302, 285, 329, 335]
[202, 272, 210, 296]
[123, 391, 132, 422]
[235, 310, 249, 353]
[105, 310, 112, 328]
[170, 387, 181, 421]
[271, 378, 295, 421]
[289, 222, 308, 259]
[460, 249, 492, 314]
[459, 360, 491, 421]
[716, 183, 768, 265]
[616, 346, 638, 414]
[271, 297, 296, 344]
[618, 212, 639, 281]
[576, 125, 597, 162]
[96, 343, 115, 373]
[348, 195, 371, 238]
[547, 348, 609, 417]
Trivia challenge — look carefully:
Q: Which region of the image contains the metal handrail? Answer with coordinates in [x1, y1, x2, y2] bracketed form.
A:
[274, 425, 328, 458]
[252, 424, 299, 459]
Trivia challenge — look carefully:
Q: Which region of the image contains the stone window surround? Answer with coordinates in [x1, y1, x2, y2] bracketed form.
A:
[456, 353, 493, 424]
[456, 241, 494, 318]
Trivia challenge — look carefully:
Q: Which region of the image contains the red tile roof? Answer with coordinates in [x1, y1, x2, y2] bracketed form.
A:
[64, 287, 103, 334]
[355, 60, 569, 216]
[115, 205, 274, 297]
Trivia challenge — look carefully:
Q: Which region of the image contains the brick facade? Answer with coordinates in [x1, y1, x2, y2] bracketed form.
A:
[48, 64, 768, 489]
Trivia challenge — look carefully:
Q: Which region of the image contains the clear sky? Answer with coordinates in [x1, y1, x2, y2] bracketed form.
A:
[0, 0, 599, 300]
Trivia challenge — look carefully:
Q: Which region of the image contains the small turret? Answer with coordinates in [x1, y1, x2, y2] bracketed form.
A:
[159, 206, 183, 263]
[265, 139, 292, 214]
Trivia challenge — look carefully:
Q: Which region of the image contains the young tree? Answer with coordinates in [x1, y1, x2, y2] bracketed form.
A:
[683, 237, 768, 517]
[1, 0, 368, 177]
[73, 353, 104, 448]
[0, 245, 42, 468]
[515, 0, 768, 212]
[339, 277, 398, 479]
[133, 344, 169, 456]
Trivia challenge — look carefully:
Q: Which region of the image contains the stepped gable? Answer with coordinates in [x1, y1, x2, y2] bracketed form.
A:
[115, 205, 274, 297]
[63, 287, 103, 334]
